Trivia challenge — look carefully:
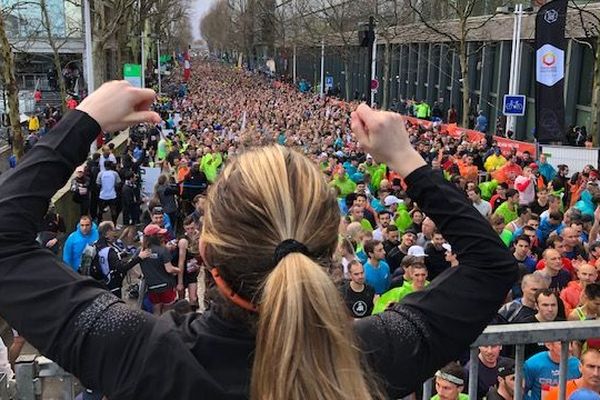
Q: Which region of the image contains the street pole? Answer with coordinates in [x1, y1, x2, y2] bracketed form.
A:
[141, 34, 145, 88]
[293, 44, 297, 85]
[370, 30, 377, 107]
[506, 3, 523, 136]
[83, 0, 94, 94]
[366, 16, 375, 105]
[157, 38, 161, 95]
[138, 0, 145, 88]
[320, 39, 325, 98]
[292, 0, 297, 85]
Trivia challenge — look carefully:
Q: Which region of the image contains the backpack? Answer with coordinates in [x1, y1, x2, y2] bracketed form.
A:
[79, 242, 98, 276]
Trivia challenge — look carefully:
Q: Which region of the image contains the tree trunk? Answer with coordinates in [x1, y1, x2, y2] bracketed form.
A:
[382, 40, 391, 110]
[40, 0, 68, 114]
[344, 59, 350, 102]
[458, 43, 470, 128]
[0, 13, 24, 159]
[592, 38, 600, 146]
[93, 43, 106, 90]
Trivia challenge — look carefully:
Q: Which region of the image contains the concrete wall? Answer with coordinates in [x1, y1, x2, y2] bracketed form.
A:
[51, 130, 130, 233]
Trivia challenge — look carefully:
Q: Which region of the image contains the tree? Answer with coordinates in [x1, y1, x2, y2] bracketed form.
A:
[39, 0, 70, 113]
[569, 1, 600, 145]
[407, 0, 506, 126]
[375, 0, 412, 109]
[0, 6, 24, 159]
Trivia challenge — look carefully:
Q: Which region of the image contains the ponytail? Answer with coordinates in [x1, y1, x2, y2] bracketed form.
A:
[251, 253, 381, 400]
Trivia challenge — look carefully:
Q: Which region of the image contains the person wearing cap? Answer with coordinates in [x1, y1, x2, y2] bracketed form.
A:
[372, 257, 428, 314]
[544, 349, 600, 400]
[432, 362, 469, 400]
[37, 202, 66, 255]
[487, 358, 516, 400]
[149, 206, 175, 240]
[70, 165, 91, 216]
[139, 223, 182, 315]
[464, 345, 513, 400]
[383, 194, 403, 212]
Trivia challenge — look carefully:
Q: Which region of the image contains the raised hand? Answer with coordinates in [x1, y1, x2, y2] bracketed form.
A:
[76, 81, 161, 132]
[350, 103, 425, 177]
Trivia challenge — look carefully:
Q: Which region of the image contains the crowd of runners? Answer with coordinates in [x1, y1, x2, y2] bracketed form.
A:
[2, 58, 600, 400]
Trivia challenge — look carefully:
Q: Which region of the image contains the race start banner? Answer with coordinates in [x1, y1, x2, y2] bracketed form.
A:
[535, 0, 567, 144]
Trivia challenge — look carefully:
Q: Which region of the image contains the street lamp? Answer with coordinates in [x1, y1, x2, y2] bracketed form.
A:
[496, 4, 534, 136]
[358, 16, 376, 106]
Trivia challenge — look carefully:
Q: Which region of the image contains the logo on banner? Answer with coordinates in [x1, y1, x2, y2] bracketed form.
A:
[536, 44, 564, 87]
[544, 9, 559, 23]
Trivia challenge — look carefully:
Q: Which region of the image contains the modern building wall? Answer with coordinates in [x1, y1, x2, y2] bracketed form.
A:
[280, 35, 595, 142]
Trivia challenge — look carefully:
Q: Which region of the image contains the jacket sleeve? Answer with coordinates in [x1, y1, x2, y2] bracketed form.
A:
[62, 234, 74, 266]
[355, 166, 518, 398]
[0, 111, 164, 398]
[108, 247, 141, 274]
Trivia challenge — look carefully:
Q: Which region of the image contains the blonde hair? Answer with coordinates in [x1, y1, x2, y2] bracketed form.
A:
[202, 145, 381, 400]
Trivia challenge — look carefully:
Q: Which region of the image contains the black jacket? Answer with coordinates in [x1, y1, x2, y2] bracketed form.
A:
[0, 110, 517, 399]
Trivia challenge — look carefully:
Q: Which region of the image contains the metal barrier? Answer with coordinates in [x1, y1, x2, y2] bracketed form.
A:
[14, 354, 78, 400]
[0, 372, 8, 399]
[422, 320, 600, 400]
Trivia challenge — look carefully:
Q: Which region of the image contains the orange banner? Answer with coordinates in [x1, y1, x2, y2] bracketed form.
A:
[404, 116, 536, 157]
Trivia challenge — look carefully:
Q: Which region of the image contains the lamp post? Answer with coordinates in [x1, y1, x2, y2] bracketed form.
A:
[497, 4, 533, 136]
[83, 0, 94, 94]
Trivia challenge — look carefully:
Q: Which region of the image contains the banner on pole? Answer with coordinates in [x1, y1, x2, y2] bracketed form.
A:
[535, 0, 567, 144]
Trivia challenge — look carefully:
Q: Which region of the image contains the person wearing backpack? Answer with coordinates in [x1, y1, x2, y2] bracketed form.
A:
[91, 221, 151, 298]
[62, 215, 99, 272]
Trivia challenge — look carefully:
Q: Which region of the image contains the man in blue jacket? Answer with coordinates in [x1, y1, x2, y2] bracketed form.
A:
[62, 215, 99, 271]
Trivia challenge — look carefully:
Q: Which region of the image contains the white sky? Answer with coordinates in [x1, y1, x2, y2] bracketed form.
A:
[190, 0, 218, 39]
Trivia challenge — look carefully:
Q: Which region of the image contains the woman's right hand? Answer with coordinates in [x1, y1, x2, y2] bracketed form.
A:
[77, 81, 161, 132]
[350, 104, 426, 177]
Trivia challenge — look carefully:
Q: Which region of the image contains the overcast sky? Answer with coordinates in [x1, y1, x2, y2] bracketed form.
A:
[190, 0, 218, 39]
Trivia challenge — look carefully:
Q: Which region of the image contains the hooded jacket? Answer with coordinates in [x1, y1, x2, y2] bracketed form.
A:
[62, 222, 99, 271]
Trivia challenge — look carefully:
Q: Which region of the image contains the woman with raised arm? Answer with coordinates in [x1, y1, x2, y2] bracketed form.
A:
[0, 81, 517, 400]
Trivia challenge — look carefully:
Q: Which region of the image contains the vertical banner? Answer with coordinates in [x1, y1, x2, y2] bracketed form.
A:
[535, 0, 567, 143]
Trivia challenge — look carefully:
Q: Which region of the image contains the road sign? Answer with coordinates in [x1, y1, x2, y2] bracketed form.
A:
[370, 79, 379, 90]
[123, 64, 142, 88]
[503, 95, 526, 116]
[325, 76, 334, 89]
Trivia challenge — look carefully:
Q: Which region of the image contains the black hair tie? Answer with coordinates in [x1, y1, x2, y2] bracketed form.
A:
[274, 239, 310, 264]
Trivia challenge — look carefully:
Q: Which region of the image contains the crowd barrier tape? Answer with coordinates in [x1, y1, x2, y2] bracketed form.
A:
[403, 116, 537, 158]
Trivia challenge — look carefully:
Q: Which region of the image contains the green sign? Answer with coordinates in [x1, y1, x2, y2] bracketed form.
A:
[123, 64, 142, 88]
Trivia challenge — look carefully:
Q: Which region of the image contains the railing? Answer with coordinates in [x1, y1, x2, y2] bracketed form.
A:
[0, 372, 8, 399]
[422, 320, 600, 400]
